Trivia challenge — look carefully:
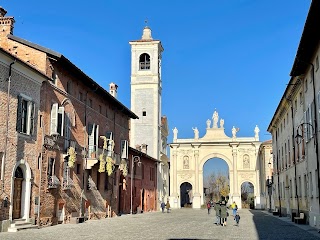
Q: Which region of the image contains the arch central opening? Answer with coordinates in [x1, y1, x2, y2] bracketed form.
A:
[203, 158, 230, 205]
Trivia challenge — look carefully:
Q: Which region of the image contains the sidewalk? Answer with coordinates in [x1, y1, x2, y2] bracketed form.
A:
[262, 210, 320, 238]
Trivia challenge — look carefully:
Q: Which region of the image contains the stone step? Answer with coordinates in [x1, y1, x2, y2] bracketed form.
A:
[8, 220, 38, 232]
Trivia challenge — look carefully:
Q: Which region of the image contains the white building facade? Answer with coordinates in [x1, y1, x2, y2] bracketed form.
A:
[268, 0, 320, 227]
[169, 110, 263, 210]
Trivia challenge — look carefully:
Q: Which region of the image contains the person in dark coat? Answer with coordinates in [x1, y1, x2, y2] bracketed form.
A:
[234, 212, 240, 226]
[161, 201, 165, 213]
[220, 200, 228, 226]
[214, 201, 221, 225]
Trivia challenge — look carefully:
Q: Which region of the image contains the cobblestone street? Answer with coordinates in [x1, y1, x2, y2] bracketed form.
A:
[1, 209, 320, 240]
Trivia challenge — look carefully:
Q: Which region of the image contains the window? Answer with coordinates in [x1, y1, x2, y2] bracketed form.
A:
[304, 174, 307, 197]
[120, 140, 128, 159]
[79, 92, 83, 102]
[48, 158, 55, 177]
[142, 111, 146, 117]
[139, 53, 150, 70]
[299, 91, 303, 105]
[304, 103, 314, 141]
[298, 176, 301, 197]
[88, 99, 92, 108]
[17, 95, 36, 135]
[294, 99, 297, 112]
[88, 123, 99, 157]
[289, 179, 292, 198]
[50, 103, 64, 136]
[310, 172, 313, 197]
[66, 81, 72, 94]
[76, 163, 81, 174]
[316, 55, 319, 71]
[104, 174, 109, 190]
[99, 105, 102, 114]
[288, 139, 291, 166]
[106, 131, 114, 157]
[284, 143, 287, 168]
[316, 170, 319, 197]
[52, 70, 57, 85]
[105, 108, 108, 118]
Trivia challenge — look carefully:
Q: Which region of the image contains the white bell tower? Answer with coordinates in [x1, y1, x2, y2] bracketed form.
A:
[129, 26, 164, 160]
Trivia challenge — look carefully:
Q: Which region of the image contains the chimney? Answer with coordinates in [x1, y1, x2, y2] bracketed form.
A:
[109, 82, 118, 98]
[141, 144, 148, 154]
[0, 7, 15, 36]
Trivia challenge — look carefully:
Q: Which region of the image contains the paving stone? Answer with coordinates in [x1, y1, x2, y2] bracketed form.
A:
[0, 209, 319, 240]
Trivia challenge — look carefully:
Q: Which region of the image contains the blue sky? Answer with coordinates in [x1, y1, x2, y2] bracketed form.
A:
[4, 0, 310, 143]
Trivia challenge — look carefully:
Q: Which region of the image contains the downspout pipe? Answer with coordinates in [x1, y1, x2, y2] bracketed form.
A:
[1, 60, 16, 194]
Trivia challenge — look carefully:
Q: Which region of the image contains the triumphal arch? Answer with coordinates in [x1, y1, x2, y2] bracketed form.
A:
[169, 110, 262, 209]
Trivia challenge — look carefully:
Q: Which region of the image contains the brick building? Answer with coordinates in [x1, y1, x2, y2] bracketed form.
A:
[119, 147, 158, 214]
[0, 48, 48, 231]
[0, 6, 138, 231]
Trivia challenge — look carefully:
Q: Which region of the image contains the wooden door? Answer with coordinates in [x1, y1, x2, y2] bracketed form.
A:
[13, 178, 23, 219]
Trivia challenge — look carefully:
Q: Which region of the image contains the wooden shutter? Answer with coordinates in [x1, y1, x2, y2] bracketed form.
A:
[106, 131, 114, 156]
[121, 140, 128, 159]
[88, 123, 95, 156]
[50, 103, 58, 135]
[58, 106, 65, 136]
[64, 113, 71, 151]
[16, 95, 22, 132]
[95, 125, 99, 152]
[30, 101, 35, 135]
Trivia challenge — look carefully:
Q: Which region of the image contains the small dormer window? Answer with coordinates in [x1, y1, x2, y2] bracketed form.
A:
[139, 53, 150, 70]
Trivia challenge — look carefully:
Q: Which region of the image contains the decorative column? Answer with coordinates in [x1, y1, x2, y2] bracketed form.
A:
[231, 143, 241, 208]
[169, 145, 179, 208]
[193, 148, 201, 209]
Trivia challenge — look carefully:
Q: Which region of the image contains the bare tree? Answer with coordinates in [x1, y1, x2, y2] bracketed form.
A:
[204, 171, 230, 202]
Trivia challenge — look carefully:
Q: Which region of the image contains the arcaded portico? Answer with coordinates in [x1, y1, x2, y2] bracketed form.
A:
[169, 110, 262, 209]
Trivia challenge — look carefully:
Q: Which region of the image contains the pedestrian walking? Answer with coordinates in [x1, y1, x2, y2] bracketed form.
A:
[220, 200, 228, 226]
[231, 201, 237, 217]
[234, 212, 240, 226]
[207, 201, 211, 214]
[161, 201, 165, 213]
[214, 201, 221, 225]
[166, 200, 171, 213]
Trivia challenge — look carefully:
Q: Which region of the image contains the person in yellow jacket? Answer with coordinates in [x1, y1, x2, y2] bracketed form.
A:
[166, 200, 171, 213]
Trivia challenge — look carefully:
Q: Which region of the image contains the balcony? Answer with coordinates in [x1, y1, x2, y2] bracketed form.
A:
[62, 177, 74, 190]
[47, 175, 60, 189]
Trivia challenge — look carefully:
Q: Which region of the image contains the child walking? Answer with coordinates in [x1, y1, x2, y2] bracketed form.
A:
[234, 212, 240, 226]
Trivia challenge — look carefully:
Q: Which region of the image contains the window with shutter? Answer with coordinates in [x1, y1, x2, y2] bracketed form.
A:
[64, 113, 71, 151]
[106, 131, 114, 157]
[57, 106, 64, 136]
[50, 103, 58, 135]
[16, 95, 36, 135]
[88, 123, 99, 157]
[121, 140, 128, 159]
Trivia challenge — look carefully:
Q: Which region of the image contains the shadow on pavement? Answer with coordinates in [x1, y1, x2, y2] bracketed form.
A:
[249, 210, 320, 240]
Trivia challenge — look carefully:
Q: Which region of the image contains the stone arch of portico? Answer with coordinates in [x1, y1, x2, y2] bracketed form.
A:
[9, 159, 32, 222]
[199, 153, 232, 171]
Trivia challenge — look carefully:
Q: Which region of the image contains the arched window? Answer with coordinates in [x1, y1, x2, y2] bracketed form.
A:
[139, 53, 150, 70]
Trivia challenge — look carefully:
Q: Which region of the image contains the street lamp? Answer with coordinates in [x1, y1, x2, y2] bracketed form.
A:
[130, 155, 141, 214]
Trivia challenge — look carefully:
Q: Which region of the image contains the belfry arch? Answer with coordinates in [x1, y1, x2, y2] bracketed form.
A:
[169, 110, 262, 210]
